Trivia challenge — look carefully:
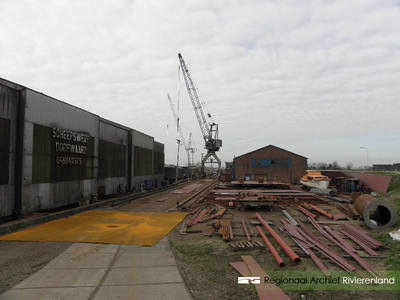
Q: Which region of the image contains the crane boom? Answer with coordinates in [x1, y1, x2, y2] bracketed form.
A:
[178, 53, 222, 152]
[178, 53, 210, 142]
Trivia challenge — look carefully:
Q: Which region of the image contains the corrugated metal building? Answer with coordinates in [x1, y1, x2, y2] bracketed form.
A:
[0, 77, 164, 218]
[233, 145, 307, 184]
[373, 164, 400, 172]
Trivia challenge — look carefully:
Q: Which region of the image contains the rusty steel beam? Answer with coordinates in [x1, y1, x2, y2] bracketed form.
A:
[188, 208, 208, 226]
[338, 228, 379, 256]
[199, 208, 226, 223]
[309, 204, 333, 219]
[324, 226, 357, 253]
[255, 213, 301, 264]
[282, 220, 331, 276]
[241, 219, 252, 242]
[323, 225, 383, 278]
[345, 204, 360, 217]
[310, 204, 346, 221]
[297, 206, 317, 219]
[340, 224, 388, 249]
[256, 226, 285, 267]
[229, 220, 234, 240]
[297, 219, 357, 271]
[336, 204, 357, 219]
[187, 210, 201, 226]
[310, 220, 382, 277]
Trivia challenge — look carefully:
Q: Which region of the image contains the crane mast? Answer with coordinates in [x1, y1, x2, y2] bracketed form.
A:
[167, 94, 191, 167]
[178, 53, 222, 174]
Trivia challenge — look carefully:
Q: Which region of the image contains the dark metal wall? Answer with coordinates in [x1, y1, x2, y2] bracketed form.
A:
[32, 124, 95, 183]
[0, 82, 21, 217]
[153, 141, 164, 176]
[98, 140, 126, 179]
[0, 118, 10, 185]
[233, 145, 307, 183]
[133, 146, 153, 176]
[373, 164, 400, 171]
[0, 78, 165, 218]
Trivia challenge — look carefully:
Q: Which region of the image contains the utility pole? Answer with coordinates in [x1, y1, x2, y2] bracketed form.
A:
[360, 146, 369, 170]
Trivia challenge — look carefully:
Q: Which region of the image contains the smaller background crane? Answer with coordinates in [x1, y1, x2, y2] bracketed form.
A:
[167, 94, 195, 169]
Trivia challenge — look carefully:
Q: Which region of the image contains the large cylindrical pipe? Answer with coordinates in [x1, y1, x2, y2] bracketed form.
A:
[354, 194, 397, 229]
[255, 213, 301, 264]
[256, 226, 285, 267]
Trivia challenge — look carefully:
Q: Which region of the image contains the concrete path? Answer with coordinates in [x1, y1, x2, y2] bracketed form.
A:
[0, 237, 192, 300]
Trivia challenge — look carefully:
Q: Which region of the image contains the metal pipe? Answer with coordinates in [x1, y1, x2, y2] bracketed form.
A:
[256, 226, 285, 267]
[297, 206, 317, 219]
[309, 204, 333, 219]
[255, 213, 301, 264]
[282, 210, 298, 226]
[354, 194, 397, 229]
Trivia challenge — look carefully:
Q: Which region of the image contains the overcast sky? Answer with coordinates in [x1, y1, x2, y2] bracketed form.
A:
[1, 0, 399, 168]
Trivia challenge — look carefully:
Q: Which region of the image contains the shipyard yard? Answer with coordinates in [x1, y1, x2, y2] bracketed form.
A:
[1, 56, 400, 300]
[1, 172, 400, 300]
[1, 53, 400, 300]
[2, 2, 400, 300]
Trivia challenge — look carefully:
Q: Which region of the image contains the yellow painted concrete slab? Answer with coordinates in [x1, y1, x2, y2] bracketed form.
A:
[0, 211, 187, 246]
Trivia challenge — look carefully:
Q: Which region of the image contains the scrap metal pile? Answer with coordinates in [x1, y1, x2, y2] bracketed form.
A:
[176, 178, 396, 300]
[199, 189, 328, 208]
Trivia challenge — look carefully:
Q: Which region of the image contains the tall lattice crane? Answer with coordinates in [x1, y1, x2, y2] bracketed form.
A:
[178, 53, 222, 174]
[187, 133, 196, 176]
[167, 94, 192, 167]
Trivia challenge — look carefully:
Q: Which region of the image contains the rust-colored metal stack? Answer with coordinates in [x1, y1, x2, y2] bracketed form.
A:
[218, 219, 232, 241]
[339, 223, 389, 250]
[336, 203, 360, 219]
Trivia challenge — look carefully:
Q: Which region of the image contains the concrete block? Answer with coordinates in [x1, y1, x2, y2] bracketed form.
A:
[113, 251, 176, 268]
[103, 266, 183, 286]
[63, 243, 119, 255]
[0, 287, 94, 300]
[14, 268, 107, 288]
[45, 253, 114, 269]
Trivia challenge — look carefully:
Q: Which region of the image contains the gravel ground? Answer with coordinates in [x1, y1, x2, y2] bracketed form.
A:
[0, 241, 72, 294]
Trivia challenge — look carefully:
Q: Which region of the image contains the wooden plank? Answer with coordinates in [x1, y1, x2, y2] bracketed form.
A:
[240, 256, 292, 300]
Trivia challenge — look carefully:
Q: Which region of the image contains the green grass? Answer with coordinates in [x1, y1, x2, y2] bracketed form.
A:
[169, 240, 259, 300]
[371, 173, 400, 270]
[387, 174, 400, 192]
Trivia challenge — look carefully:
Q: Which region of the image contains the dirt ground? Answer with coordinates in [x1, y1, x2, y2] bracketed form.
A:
[103, 179, 216, 213]
[0, 241, 72, 294]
